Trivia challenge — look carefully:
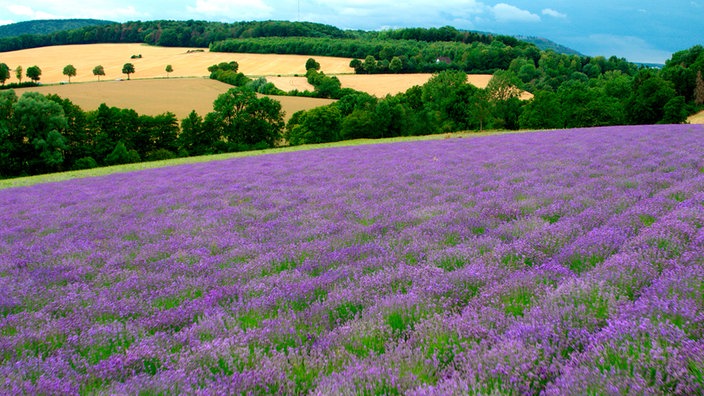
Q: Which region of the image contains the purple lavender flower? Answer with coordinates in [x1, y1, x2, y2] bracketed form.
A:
[1, 124, 703, 393]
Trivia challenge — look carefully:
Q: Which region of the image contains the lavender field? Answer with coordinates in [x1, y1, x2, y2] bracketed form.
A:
[1, 125, 704, 395]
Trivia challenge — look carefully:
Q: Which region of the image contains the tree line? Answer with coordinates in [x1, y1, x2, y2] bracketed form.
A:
[0, 85, 284, 178]
[0, 61, 176, 86]
[0, 20, 524, 55]
[284, 61, 696, 146]
[210, 36, 538, 74]
[0, 63, 41, 87]
[0, 20, 357, 52]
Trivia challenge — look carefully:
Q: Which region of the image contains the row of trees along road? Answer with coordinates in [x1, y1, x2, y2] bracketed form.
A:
[0, 64, 42, 85]
[0, 62, 177, 84]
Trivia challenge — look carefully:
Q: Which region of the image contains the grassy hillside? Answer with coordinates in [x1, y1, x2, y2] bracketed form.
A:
[0, 19, 115, 38]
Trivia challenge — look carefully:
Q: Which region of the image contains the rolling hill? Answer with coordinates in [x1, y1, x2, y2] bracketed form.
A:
[0, 19, 115, 38]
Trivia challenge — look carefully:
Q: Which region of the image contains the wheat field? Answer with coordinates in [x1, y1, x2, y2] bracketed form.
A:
[0, 43, 354, 83]
[14, 78, 336, 121]
[688, 110, 704, 124]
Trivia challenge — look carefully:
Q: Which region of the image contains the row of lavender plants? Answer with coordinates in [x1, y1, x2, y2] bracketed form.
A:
[1, 124, 703, 395]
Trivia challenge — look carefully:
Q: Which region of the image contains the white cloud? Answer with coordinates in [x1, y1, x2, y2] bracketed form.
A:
[542, 8, 566, 19]
[7, 5, 35, 17]
[6, 5, 56, 19]
[492, 3, 540, 23]
[187, 0, 273, 19]
[5, 2, 144, 21]
[309, 0, 487, 29]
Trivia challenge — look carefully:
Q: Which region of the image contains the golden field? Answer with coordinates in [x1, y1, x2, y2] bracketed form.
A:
[14, 78, 336, 121]
[0, 43, 354, 83]
[265, 74, 533, 99]
[688, 110, 704, 124]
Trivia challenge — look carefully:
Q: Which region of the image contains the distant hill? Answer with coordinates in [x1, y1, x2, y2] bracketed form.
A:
[515, 35, 583, 56]
[0, 19, 116, 38]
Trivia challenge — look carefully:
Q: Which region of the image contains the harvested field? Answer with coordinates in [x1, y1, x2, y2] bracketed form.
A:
[688, 110, 704, 124]
[266, 74, 533, 99]
[0, 43, 354, 84]
[336, 74, 490, 97]
[266, 76, 316, 93]
[15, 78, 336, 120]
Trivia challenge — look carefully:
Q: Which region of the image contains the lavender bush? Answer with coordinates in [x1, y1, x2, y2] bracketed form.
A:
[1, 124, 703, 395]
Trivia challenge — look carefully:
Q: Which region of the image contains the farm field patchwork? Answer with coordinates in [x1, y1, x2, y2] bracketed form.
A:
[4, 43, 540, 119]
[14, 78, 337, 121]
[1, 125, 703, 394]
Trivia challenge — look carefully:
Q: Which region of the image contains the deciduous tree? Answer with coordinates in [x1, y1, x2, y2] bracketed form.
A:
[34, 129, 67, 172]
[208, 87, 284, 150]
[11, 92, 68, 174]
[93, 65, 105, 81]
[122, 63, 135, 80]
[62, 64, 76, 83]
[389, 56, 403, 73]
[26, 65, 42, 82]
[661, 95, 688, 124]
[422, 70, 474, 131]
[165, 64, 173, 78]
[0, 63, 9, 85]
[627, 70, 677, 124]
[0, 90, 19, 177]
[349, 59, 363, 74]
[519, 90, 564, 129]
[105, 141, 139, 165]
[363, 55, 377, 74]
[486, 70, 522, 101]
[285, 105, 341, 145]
[15, 66, 22, 83]
[179, 110, 218, 156]
[305, 58, 320, 71]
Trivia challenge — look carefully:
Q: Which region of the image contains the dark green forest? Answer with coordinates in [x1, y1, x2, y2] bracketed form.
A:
[0, 20, 355, 52]
[0, 20, 703, 179]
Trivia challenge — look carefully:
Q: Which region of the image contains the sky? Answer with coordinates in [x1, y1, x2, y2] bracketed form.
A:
[1, 0, 702, 64]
